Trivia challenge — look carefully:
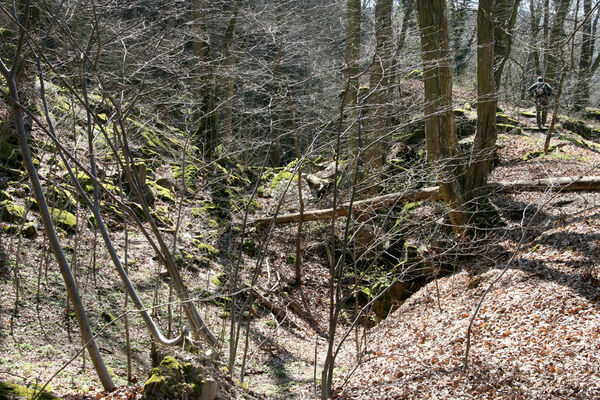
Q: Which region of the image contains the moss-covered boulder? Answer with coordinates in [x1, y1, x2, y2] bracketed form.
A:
[50, 208, 77, 232]
[585, 107, 600, 121]
[150, 205, 173, 228]
[562, 117, 600, 139]
[0, 141, 22, 168]
[147, 180, 175, 203]
[142, 356, 210, 400]
[1, 200, 25, 222]
[75, 171, 95, 193]
[48, 185, 78, 211]
[0, 190, 11, 202]
[496, 112, 519, 125]
[172, 164, 199, 192]
[0, 381, 58, 400]
[22, 222, 37, 238]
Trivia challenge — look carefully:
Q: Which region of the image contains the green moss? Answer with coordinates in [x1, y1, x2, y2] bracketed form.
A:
[1, 200, 25, 222]
[50, 208, 77, 232]
[404, 69, 423, 80]
[497, 123, 522, 134]
[75, 171, 95, 193]
[496, 113, 519, 125]
[3, 224, 18, 235]
[211, 272, 226, 287]
[172, 164, 199, 191]
[270, 170, 295, 190]
[22, 222, 37, 238]
[48, 185, 78, 210]
[585, 107, 600, 121]
[147, 181, 175, 202]
[0, 141, 21, 168]
[0, 381, 58, 400]
[561, 117, 600, 139]
[151, 205, 173, 227]
[143, 356, 203, 400]
[519, 111, 536, 118]
[522, 150, 544, 161]
[0, 190, 11, 202]
[193, 241, 219, 257]
[243, 238, 256, 255]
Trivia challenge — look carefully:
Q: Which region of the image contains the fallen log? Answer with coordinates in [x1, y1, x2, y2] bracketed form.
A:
[249, 176, 600, 226]
[250, 186, 442, 226]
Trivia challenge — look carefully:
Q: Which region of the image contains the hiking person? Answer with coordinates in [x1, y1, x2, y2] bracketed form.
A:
[528, 76, 553, 129]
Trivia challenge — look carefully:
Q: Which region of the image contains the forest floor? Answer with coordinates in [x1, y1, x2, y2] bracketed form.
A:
[1, 103, 600, 400]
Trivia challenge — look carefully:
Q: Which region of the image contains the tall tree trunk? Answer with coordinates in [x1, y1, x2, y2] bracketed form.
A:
[391, 0, 414, 90]
[222, 1, 241, 142]
[466, 0, 497, 205]
[542, 0, 550, 73]
[417, 0, 466, 232]
[527, 0, 542, 79]
[191, 0, 218, 157]
[365, 0, 393, 178]
[545, 0, 572, 85]
[574, 0, 592, 110]
[494, 0, 521, 86]
[345, 0, 361, 171]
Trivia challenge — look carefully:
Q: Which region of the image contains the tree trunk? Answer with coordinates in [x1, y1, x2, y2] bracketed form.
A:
[417, 0, 466, 232]
[345, 0, 361, 161]
[574, 0, 592, 110]
[493, 0, 521, 86]
[545, 0, 572, 85]
[192, 0, 218, 157]
[365, 0, 393, 178]
[527, 0, 542, 79]
[465, 0, 497, 204]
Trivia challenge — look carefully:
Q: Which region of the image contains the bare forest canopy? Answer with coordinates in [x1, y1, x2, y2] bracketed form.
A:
[1, 0, 600, 399]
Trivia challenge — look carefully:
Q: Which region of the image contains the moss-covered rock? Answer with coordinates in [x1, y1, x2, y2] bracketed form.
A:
[75, 171, 95, 193]
[147, 180, 175, 203]
[519, 111, 536, 118]
[3, 224, 18, 235]
[48, 185, 78, 211]
[0, 381, 58, 400]
[585, 107, 600, 121]
[22, 222, 37, 238]
[0, 190, 11, 202]
[1, 200, 25, 222]
[496, 113, 519, 125]
[150, 205, 173, 228]
[497, 123, 523, 134]
[0, 141, 22, 168]
[50, 208, 77, 232]
[191, 201, 218, 217]
[142, 356, 206, 400]
[561, 117, 600, 139]
[172, 164, 199, 192]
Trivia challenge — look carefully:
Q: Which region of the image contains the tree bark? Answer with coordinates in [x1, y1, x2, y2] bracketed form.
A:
[465, 0, 497, 203]
[574, 0, 593, 110]
[545, 0, 572, 85]
[493, 0, 521, 86]
[365, 0, 393, 177]
[345, 0, 361, 160]
[417, 0, 466, 232]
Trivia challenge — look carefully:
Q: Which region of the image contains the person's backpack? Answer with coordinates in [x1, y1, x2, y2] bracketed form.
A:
[536, 83, 545, 96]
[535, 83, 548, 106]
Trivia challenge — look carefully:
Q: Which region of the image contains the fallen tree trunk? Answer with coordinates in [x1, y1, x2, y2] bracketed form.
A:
[250, 176, 600, 226]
